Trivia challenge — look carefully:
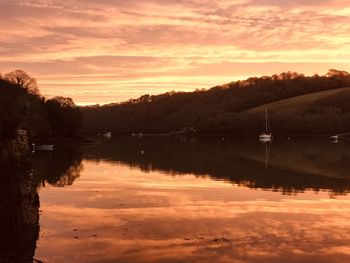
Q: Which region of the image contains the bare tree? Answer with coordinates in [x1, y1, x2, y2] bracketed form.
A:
[327, 69, 350, 78]
[49, 96, 76, 107]
[4, 69, 39, 95]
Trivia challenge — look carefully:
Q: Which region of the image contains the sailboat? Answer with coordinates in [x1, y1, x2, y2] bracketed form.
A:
[259, 107, 272, 142]
[102, 131, 112, 139]
[330, 134, 339, 144]
[330, 132, 350, 143]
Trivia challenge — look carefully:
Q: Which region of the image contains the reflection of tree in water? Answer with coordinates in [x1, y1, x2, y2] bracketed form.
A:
[0, 165, 40, 263]
[84, 136, 350, 196]
[33, 148, 83, 187]
[50, 161, 82, 187]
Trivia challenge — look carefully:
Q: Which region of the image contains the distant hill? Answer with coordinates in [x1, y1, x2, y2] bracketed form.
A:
[82, 69, 350, 134]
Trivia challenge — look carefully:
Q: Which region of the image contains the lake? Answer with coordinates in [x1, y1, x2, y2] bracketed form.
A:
[1, 135, 350, 263]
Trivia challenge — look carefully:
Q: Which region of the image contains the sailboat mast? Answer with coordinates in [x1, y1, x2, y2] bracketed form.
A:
[265, 107, 268, 133]
[265, 143, 268, 169]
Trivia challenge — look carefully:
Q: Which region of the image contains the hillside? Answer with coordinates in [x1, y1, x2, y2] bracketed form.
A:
[82, 70, 350, 134]
[245, 87, 350, 114]
[243, 87, 350, 134]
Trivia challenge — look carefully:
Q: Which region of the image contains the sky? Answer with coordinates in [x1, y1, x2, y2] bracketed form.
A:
[1, 0, 350, 105]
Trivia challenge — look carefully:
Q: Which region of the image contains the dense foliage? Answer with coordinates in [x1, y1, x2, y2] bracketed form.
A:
[0, 70, 82, 140]
[45, 97, 82, 136]
[82, 69, 350, 134]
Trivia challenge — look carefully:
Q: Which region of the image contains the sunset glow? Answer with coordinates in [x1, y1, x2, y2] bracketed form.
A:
[1, 0, 350, 104]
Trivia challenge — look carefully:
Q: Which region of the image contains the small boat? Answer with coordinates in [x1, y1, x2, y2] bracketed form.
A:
[131, 132, 143, 138]
[102, 131, 112, 138]
[330, 135, 339, 144]
[35, 144, 55, 151]
[259, 107, 272, 143]
[259, 134, 272, 143]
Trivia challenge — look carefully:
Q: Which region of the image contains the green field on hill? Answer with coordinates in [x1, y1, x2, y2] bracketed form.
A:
[245, 87, 350, 114]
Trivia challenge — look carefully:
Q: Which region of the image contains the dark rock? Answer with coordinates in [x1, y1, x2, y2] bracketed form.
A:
[0, 129, 31, 164]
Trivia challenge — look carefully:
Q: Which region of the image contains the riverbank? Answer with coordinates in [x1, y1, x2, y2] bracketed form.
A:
[33, 135, 94, 150]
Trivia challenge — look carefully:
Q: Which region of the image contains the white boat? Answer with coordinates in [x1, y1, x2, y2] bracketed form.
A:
[259, 107, 272, 142]
[259, 134, 272, 142]
[102, 131, 112, 138]
[330, 132, 350, 143]
[330, 135, 339, 144]
[35, 144, 55, 151]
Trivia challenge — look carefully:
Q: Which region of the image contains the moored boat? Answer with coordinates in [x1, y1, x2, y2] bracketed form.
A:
[102, 131, 112, 139]
[259, 107, 272, 143]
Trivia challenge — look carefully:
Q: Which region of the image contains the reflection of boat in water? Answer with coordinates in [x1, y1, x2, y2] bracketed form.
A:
[264, 141, 272, 170]
[259, 107, 272, 143]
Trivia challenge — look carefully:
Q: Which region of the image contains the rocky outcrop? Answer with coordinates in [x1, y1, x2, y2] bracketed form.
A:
[0, 166, 40, 263]
[0, 129, 31, 164]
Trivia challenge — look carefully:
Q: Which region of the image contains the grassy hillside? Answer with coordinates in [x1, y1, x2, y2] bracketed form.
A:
[244, 87, 350, 134]
[245, 87, 350, 114]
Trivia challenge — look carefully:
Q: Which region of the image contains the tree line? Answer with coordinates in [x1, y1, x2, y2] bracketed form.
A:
[2, 69, 350, 138]
[82, 69, 350, 134]
[0, 70, 82, 141]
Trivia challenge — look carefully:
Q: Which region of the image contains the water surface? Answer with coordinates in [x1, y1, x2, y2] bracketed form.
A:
[2, 136, 350, 262]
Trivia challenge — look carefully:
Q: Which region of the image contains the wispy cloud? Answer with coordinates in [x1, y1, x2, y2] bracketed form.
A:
[1, 0, 350, 104]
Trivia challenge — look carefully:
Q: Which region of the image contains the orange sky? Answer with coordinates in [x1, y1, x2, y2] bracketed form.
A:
[1, 0, 350, 105]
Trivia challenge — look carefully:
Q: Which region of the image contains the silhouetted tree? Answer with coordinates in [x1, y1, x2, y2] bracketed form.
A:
[326, 69, 350, 78]
[1, 70, 81, 140]
[0, 76, 46, 139]
[45, 96, 82, 136]
[4, 69, 39, 95]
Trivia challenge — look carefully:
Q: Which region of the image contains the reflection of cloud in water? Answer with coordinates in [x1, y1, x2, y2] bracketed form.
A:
[36, 161, 350, 263]
[38, 206, 350, 263]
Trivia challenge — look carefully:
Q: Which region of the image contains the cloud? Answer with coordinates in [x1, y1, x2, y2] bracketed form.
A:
[0, 0, 349, 104]
[250, 0, 349, 7]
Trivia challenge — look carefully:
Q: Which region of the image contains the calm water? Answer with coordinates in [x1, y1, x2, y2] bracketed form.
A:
[2, 136, 350, 263]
